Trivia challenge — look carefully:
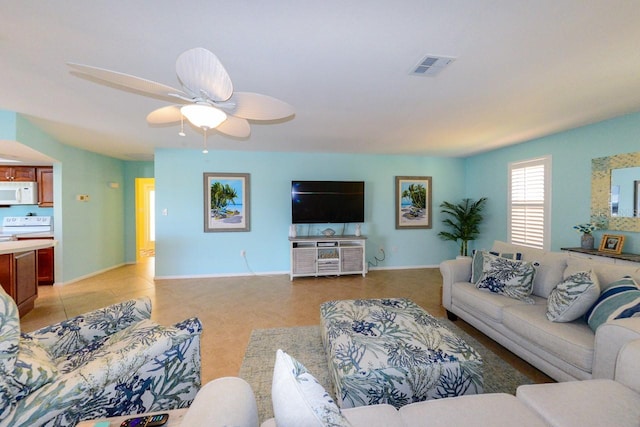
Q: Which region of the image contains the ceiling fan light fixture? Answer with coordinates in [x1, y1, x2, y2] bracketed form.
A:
[181, 104, 227, 129]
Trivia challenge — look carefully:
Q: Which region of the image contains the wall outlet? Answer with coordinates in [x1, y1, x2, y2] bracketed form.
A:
[240, 249, 246, 257]
[76, 194, 90, 202]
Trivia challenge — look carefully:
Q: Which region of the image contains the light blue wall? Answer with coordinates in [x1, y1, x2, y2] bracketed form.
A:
[0, 205, 54, 219]
[154, 149, 465, 277]
[0, 111, 17, 140]
[2, 112, 127, 283]
[465, 112, 640, 254]
[5, 108, 640, 281]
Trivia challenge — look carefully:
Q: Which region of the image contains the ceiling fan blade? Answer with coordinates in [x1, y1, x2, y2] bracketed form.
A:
[224, 92, 295, 120]
[146, 105, 182, 124]
[176, 48, 233, 102]
[67, 62, 187, 101]
[216, 115, 250, 138]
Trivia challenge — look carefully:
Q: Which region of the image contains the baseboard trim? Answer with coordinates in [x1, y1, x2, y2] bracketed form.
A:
[155, 265, 439, 280]
[54, 263, 126, 286]
[368, 264, 440, 271]
[154, 270, 289, 280]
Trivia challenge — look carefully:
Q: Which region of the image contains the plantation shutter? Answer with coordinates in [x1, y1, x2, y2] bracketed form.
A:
[508, 156, 551, 250]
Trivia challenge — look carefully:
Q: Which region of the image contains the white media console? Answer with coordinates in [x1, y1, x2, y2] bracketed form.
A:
[289, 236, 367, 280]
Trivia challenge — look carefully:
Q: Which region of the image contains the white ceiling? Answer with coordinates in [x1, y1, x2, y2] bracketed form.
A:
[2, 1, 640, 163]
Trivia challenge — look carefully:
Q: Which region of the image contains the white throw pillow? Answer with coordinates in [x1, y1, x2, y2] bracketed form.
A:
[546, 270, 600, 322]
[271, 349, 352, 427]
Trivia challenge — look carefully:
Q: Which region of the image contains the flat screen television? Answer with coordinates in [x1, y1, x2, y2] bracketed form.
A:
[291, 181, 365, 224]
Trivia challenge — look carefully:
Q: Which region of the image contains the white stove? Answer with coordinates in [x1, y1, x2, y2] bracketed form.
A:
[1, 216, 53, 238]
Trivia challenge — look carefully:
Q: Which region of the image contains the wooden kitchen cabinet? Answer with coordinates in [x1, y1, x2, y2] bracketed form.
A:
[16, 236, 54, 286]
[0, 251, 38, 317]
[37, 167, 54, 207]
[36, 246, 54, 285]
[0, 166, 37, 181]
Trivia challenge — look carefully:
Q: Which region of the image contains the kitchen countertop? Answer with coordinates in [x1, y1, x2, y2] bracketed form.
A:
[0, 239, 57, 255]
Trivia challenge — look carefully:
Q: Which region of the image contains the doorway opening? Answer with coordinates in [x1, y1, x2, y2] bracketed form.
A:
[135, 178, 155, 261]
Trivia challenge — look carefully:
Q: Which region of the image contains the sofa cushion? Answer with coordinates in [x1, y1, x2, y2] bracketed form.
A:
[12, 336, 58, 402]
[399, 393, 547, 427]
[585, 277, 640, 332]
[180, 377, 259, 427]
[471, 250, 522, 284]
[503, 303, 594, 372]
[28, 297, 153, 360]
[452, 282, 534, 323]
[517, 379, 640, 427]
[476, 252, 536, 304]
[56, 318, 186, 376]
[491, 241, 567, 298]
[564, 258, 640, 292]
[546, 270, 600, 322]
[272, 349, 351, 427]
[342, 404, 404, 427]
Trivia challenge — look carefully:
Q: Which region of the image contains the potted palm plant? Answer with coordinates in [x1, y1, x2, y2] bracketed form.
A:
[438, 197, 487, 257]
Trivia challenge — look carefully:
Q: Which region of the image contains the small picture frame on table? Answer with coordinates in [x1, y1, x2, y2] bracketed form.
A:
[599, 234, 625, 254]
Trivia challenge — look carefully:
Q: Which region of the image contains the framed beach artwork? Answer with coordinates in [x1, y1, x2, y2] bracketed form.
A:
[599, 234, 625, 254]
[395, 176, 432, 229]
[203, 173, 250, 232]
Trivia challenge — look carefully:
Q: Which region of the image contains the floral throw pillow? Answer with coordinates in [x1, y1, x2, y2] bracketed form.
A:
[546, 270, 600, 322]
[271, 349, 352, 427]
[471, 250, 522, 283]
[0, 287, 20, 419]
[476, 252, 536, 303]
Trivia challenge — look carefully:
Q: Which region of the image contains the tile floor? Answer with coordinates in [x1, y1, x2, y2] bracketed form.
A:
[20, 259, 553, 385]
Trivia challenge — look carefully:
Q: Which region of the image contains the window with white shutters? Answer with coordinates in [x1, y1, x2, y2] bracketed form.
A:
[508, 156, 551, 250]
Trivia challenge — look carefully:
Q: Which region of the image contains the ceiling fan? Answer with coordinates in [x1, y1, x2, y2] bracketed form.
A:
[67, 47, 295, 145]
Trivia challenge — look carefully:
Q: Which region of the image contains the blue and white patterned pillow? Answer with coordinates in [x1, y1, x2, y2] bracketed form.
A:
[471, 250, 522, 283]
[546, 270, 600, 322]
[12, 336, 59, 401]
[585, 277, 640, 332]
[0, 287, 20, 419]
[476, 252, 536, 303]
[272, 349, 352, 427]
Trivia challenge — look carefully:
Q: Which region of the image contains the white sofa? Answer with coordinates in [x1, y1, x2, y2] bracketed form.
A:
[440, 240, 640, 382]
[187, 340, 640, 427]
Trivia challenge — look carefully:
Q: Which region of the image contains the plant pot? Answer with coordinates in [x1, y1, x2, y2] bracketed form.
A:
[581, 233, 595, 250]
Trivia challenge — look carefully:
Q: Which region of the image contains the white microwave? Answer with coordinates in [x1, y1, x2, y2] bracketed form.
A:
[0, 181, 38, 205]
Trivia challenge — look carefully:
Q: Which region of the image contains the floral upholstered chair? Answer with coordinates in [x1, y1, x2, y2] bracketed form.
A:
[0, 287, 202, 427]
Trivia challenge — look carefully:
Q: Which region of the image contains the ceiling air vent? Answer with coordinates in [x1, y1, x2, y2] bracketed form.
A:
[411, 55, 456, 77]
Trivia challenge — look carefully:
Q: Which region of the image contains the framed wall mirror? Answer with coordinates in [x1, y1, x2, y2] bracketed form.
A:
[591, 151, 640, 232]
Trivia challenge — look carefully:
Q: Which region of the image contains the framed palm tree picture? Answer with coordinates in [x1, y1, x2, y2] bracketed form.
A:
[395, 176, 432, 229]
[203, 173, 250, 232]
